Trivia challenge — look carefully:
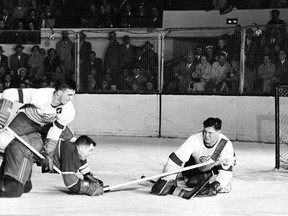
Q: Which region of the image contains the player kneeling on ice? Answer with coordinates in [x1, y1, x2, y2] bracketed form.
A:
[0, 135, 104, 197]
[151, 117, 236, 198]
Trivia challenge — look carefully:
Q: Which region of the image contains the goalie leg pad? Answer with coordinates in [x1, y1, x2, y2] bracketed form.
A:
[151, 178, 176, 196]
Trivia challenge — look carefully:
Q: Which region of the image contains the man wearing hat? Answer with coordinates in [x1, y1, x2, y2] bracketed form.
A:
[9, 44, 29, 77]
[0, 46, 8, 70]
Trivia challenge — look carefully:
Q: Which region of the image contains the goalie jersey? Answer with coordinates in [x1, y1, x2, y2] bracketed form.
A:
[2, 88, 75, 142]
[164, 131, 235, 188]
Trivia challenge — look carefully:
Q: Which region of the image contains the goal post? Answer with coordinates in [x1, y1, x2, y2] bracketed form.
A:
[275, 85, 288, 169]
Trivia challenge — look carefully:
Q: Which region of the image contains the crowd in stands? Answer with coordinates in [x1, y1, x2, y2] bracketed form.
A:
[164, 9, 288, 95]
[0, 30, 158, 93]
[0, 0, 163, 29]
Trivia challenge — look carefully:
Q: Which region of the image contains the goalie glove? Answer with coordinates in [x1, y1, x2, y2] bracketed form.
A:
[84, 172, 104, 187]
[79, 180, 104, 196]
[196, 181, 221, 197]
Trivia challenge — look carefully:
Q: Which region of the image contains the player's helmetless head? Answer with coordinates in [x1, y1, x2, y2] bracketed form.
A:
[76, 135, 96, 160]
[202, 117, 222, 146]
[54, 78, 77, 105]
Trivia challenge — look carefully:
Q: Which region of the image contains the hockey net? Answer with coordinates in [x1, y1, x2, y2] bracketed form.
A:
[275, 85, 288, 169]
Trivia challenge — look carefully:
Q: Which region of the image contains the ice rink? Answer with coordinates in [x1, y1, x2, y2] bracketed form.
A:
[1, 136, 288, 216]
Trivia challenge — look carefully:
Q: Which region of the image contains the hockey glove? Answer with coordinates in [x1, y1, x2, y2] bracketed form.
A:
[84, 172, 104, 187]
[196, 181, 221, 197]
[79, 180, 104, 196]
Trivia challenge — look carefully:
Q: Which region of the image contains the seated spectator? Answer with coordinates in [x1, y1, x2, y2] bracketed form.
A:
[25, 8, 39, 29]
[131, 82, 140, 92]
[44, 48, 60, 80]
[0, 46, 9, 70]
[51, 66, 64, 83]
[145, 68, 157, 89]
[83, 73, 98, 92]
[133, 46, 144, 68]
[12, 0, 28, 22]
[0, 66, 7, 82]
[119, 67, 133, 91]
[39, 3, 55, 28]
[110, 83, 119, 92]
[96, 4, 113, 28]
[205, 45, 217, 65]
[0, 19, 8, 31]
[188, 55, 212, 93]
[194, 46, 204, 63]
[132, 66, 147, 91]
[9, 44, 29, 76]
[3, 73, 16, 89]
[148, 6, 162, 28]
[207, 52, 231, 93]
[28, 45, 44, 80]
[1, 8, 14, 29]
[81, 3, 98, 28]
[120, 2, 135, 27]
[98, 79, 110, 92]
[134, 4, 149, 27]
[14, 67, 28, 87]
[83, 51, 103, 84]
[223, 58, 240, 94]
[146, 81, 156, 92]
[19, 82, 27, 88]
[257, 55, 277, 93]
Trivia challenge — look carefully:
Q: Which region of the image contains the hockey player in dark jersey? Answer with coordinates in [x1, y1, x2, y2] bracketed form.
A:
[0, 134, 103, 197]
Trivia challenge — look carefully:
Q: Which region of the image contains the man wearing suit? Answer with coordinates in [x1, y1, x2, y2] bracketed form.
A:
[1, 8, 14, 29]
[173, 51, 197, 93]
[119, 35, 135, 70]
[82, 51, 103, 84]
[9, 44, 29, 76]
[0, 46, 8, 70]
[276, 50, 288, 84]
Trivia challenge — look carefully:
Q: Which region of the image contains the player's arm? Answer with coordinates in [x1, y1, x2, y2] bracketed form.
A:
[57, 141, 103, 196]
[42, 103, 76, 172]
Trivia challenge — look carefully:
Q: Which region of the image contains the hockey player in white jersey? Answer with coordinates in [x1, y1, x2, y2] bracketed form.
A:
[151, 117, 236, 197]
[0, 78, 76, 172]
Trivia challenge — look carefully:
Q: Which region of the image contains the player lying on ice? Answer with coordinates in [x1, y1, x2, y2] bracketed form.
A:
[0, 133, 104, 197]
[151, 117, 236, 197]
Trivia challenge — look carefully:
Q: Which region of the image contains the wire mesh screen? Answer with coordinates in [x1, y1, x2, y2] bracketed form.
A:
[276, 85, 288, 169]
[78, 30, 160, 93]
[163, 28, 241, 94]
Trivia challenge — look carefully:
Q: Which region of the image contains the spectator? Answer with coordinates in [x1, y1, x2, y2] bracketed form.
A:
[131, 82, 140, 92]
[51, 66, 64, 83]
[172, 51, 197, 93]
[84, 73, 98, 92]
[0, 46, 9, 70]
[120, 2, 134, 27]
[195, 46, 204, 63]
[207, 52, 231, 93]
[205, 45, 217, 65]
[148, 6, 161, 28]
[276, 50, 288, 84]
[28, 45, 44, 80]
[142, 41, 158, 69]
[14, 67, 28, 87]
[83, 51, 103, 84]
[25, 8, 39, 29]
[96, 4, 113, 28]
[119, 67, 133, 91]
[119, 35, 136, 70]
[214, 37, 230, 60]
[1, 8, 14, 29]
[132, 66, 147, 91]
[0, 81, 4, 92]
[134, 4, 149, 27]
[245, 28, 259, 71]
[0, 66, 7, 82]
[39, 4, 55, 28]
[99, 79, 110, 92]
[9, 44, 29, 76]
[3, 73, 16, 89]
[44, 48, 60, 80]
[104, 31, 120, 81]
[189, 55, 212, 93]
[257, 55, 277, 93]
[145, 68, 157, 89]
[267, 9, 286, 35]
[133, 46, 144, 68]
[224, 58, 240, 94]
[0, 19, 8, 30]
[146, 81, 156, 92]
[12, 0, 28, 21]
[56, 30, 75, 79]
[81, 3, 99, 28]
[79, 32, 92, 66]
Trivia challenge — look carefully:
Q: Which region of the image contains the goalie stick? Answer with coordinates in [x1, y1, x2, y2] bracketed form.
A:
[104, 139, 227, 192]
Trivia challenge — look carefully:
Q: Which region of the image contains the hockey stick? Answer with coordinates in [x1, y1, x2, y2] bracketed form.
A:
[104, 139, 227, 192]
[5, 126, 62, 174]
